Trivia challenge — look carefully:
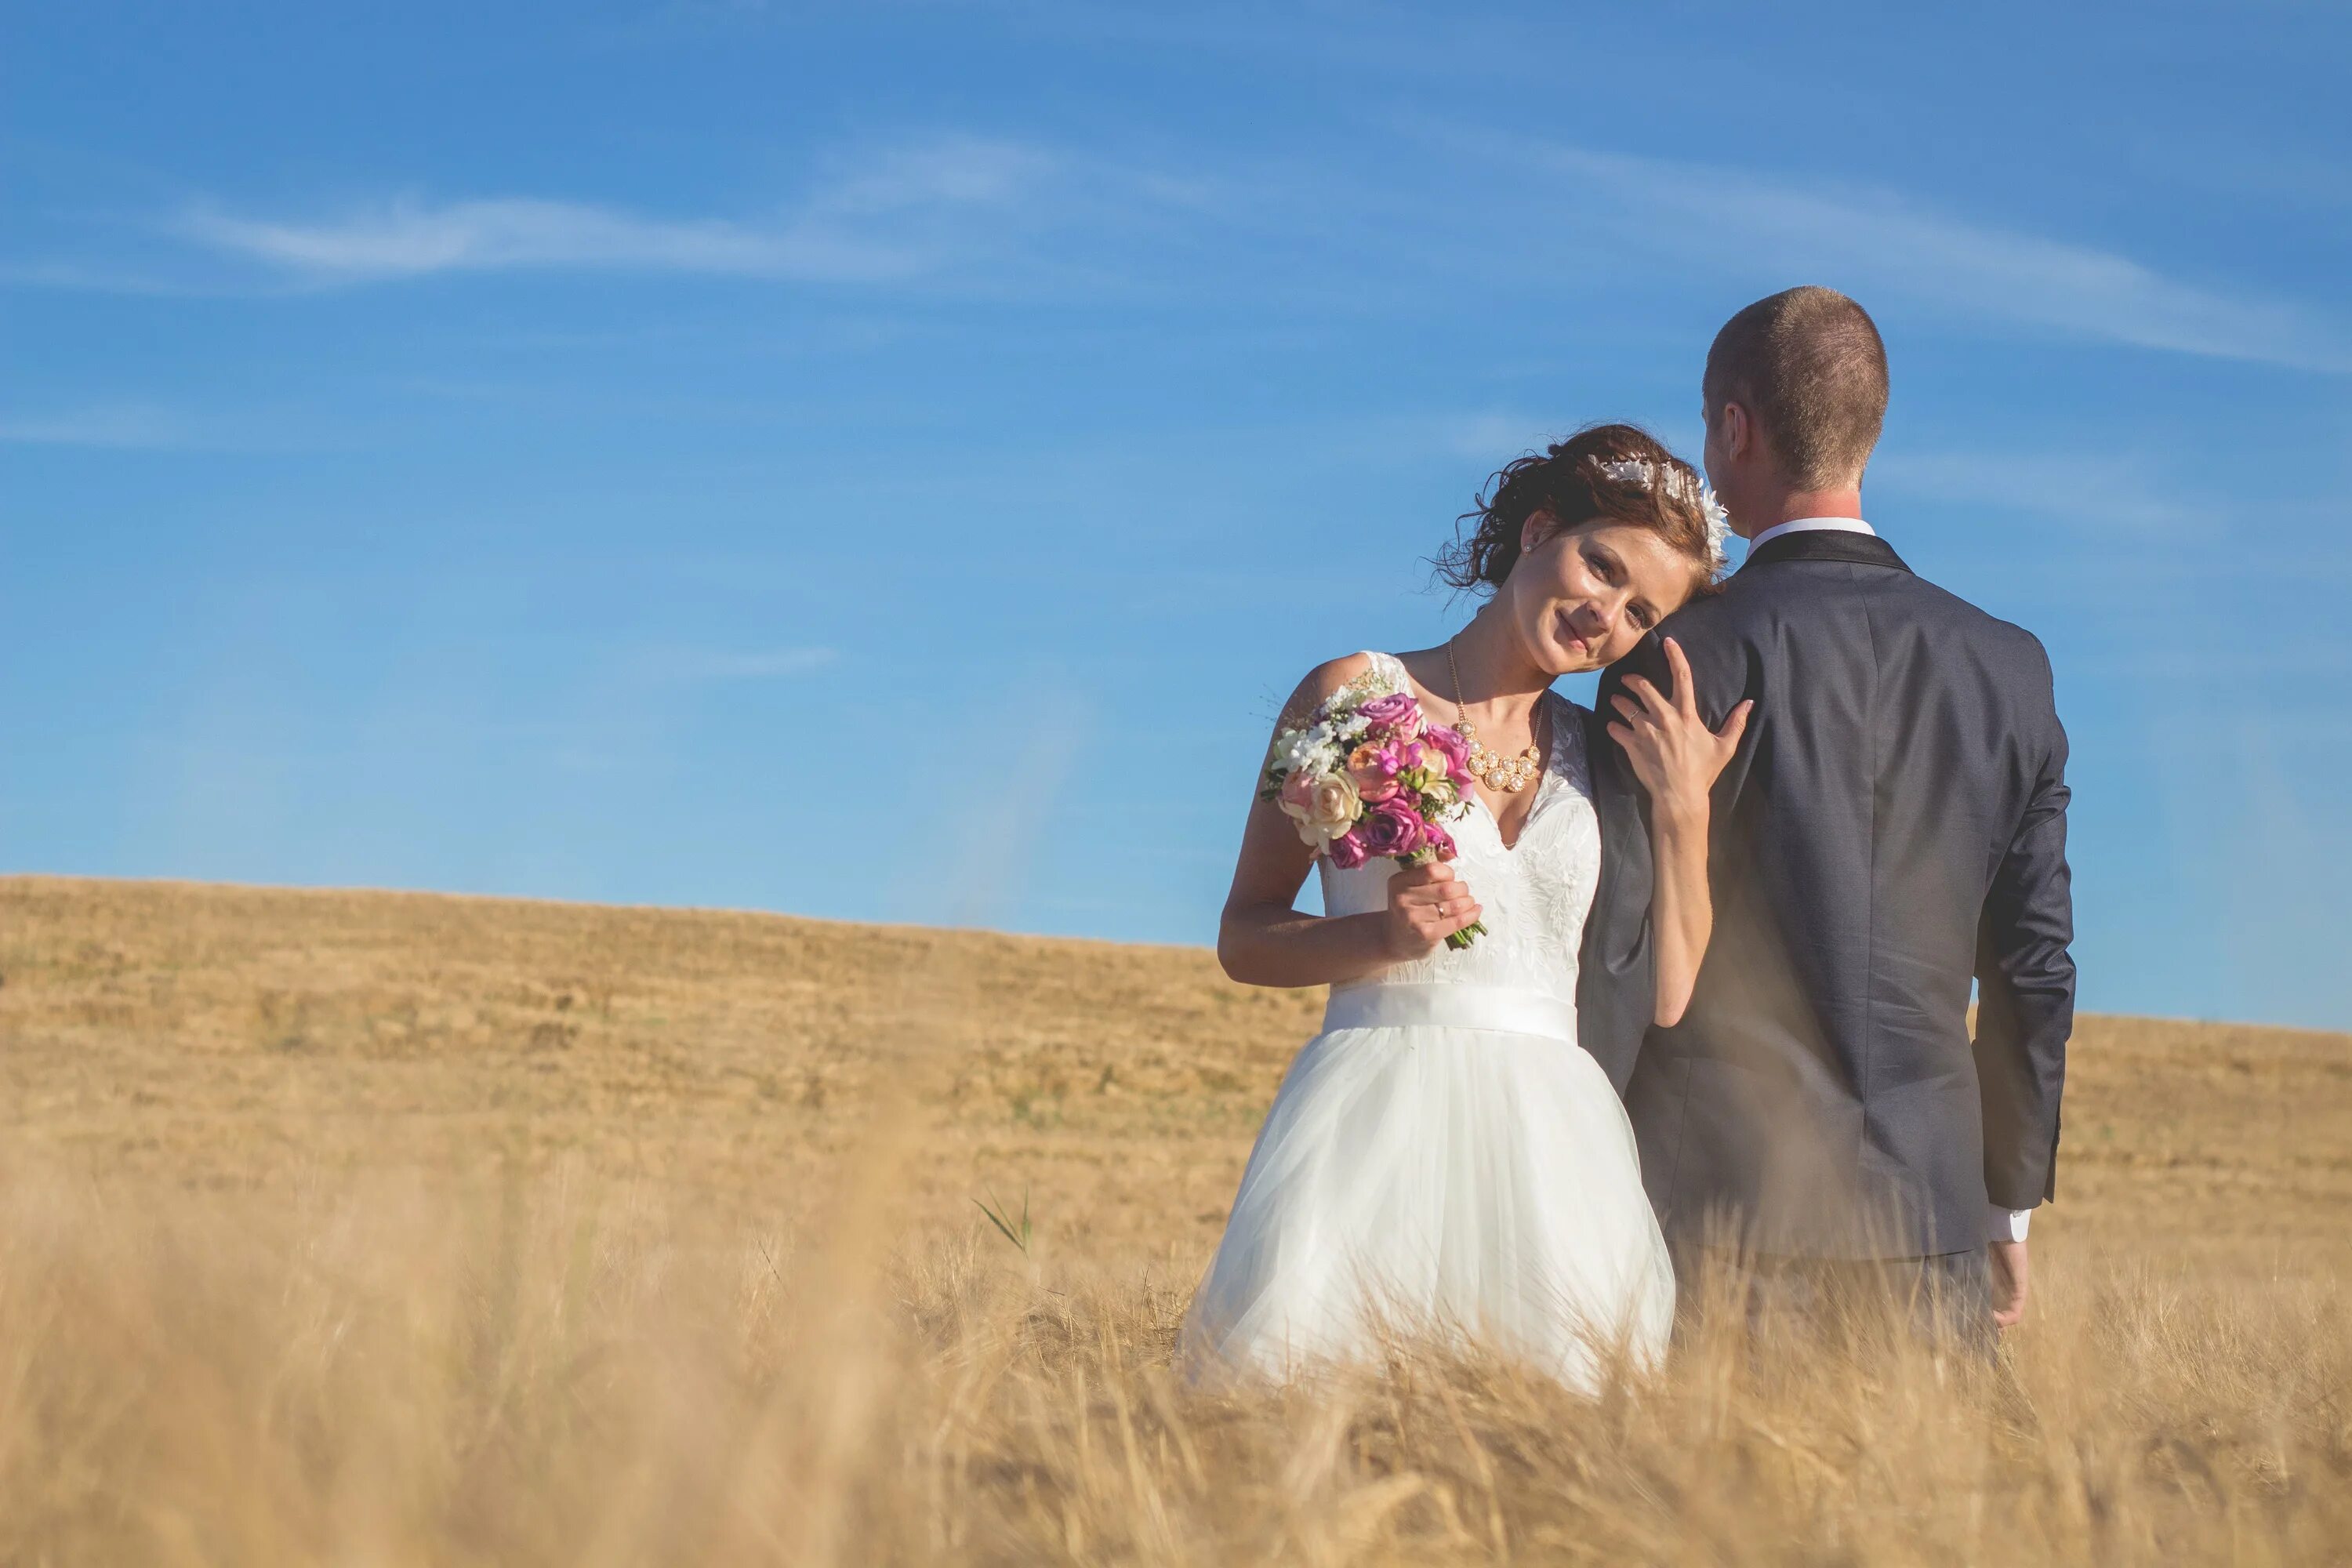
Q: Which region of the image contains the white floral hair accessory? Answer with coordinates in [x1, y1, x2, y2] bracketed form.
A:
[1592, 456, 1733, 577]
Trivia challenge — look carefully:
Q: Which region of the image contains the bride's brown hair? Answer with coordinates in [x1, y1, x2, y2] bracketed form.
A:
[1436, 423, 1720, 596]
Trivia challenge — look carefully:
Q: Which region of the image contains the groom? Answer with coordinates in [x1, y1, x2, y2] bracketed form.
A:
[1590, 286, 2075, 1340]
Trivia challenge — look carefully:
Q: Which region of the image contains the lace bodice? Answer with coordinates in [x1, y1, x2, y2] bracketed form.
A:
[1319, 652, 1602, 1010]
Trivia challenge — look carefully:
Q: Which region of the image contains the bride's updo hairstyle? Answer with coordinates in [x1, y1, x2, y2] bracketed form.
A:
[1436, 423, 1722, 597]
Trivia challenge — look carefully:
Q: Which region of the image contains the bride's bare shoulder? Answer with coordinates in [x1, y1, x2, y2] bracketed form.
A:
[1276, 652, 1381, 728]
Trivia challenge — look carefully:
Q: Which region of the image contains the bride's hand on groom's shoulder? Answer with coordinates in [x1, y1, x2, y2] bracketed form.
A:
[1381, 862, 1483, 960]
[1608, 637, 1752, 826]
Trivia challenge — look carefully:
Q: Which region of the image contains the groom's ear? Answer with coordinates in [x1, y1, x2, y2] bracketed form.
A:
[1719, 400, 1754, 463]
[1722, 399, 1759, 472]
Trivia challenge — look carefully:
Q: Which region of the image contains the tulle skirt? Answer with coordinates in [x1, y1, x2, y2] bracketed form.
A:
[1178, 1019, 1675, 1392]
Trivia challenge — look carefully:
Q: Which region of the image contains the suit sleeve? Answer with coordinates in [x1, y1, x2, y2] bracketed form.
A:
[1594, 631, 1673, 728]
[1574, 704, 1655, 1093]
[1973, 647, 2075, 1210]
[1584, 618, 1752, 1090]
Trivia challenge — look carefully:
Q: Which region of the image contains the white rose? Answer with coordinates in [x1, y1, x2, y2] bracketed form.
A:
[1277, 768, 1362, 850]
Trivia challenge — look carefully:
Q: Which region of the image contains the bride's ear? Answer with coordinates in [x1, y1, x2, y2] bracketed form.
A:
[1520, 509, 1563, 559]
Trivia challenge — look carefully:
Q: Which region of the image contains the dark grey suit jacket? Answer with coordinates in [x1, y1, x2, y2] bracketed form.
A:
[1579, 527, 2074, 1259]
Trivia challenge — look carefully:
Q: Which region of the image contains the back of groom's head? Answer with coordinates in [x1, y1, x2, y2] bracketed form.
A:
[1705, 287, 1888, 489]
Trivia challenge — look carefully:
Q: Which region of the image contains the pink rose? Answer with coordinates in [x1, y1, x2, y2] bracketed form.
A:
[1356, 798, 1425, 860]
[1328, 828, 1369, 869]
[1355, 691, 1425, 740]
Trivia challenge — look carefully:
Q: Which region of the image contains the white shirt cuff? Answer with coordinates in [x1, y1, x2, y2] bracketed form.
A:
[1988, 1204, 2032, 1243]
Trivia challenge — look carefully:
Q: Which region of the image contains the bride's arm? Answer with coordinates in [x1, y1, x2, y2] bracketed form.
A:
[1644, 797, 1713, 1029]
[1218, 659, 1483, 988]
[1607, 638, 1751, 1028]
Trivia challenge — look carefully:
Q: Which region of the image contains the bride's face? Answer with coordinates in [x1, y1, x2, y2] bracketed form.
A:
[1504, 515, 1697, 674]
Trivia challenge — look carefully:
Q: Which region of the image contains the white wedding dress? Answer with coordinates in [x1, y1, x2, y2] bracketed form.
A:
[1179, 652, 1674, 1391]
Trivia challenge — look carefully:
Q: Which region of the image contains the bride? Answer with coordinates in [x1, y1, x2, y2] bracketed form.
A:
[1178, 424, 1750, 1389]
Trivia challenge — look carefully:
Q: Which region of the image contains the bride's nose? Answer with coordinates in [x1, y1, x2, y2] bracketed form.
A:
[1571, 594, 1620, 640]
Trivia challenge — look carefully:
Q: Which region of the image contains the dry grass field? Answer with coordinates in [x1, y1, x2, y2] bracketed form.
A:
[3, 873, 2349, 1564]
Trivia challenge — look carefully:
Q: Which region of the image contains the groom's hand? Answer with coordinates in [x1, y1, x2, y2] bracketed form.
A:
[1989, 1239, 2031, 1330]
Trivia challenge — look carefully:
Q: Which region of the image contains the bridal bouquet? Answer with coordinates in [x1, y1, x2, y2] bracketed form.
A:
[1262, 671, 1487, 949]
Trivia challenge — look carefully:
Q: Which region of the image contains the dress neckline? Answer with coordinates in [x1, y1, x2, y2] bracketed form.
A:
[1373, 651, 1568, 854]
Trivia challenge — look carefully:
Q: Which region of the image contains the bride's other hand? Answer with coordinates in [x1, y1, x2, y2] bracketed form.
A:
[1609, 637, 1751, 823]
[1383, 861, 1482, 960]
[1990, 1238, 2030, 1330]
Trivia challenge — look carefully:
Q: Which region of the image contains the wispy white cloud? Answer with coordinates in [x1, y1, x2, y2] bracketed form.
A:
[1491, 139, 2352, 376]
[1869, 450, 2204, 535]
[26, 121, 2347, 383]
[633, 645, 839, 682]
[0, 259, 242, 296]
[183, 197, 886, 281]
[1433, 412, 1556, 463]
[174, 136, 1102, 286]
[0, 401, 327, 452]
[0, 405, 198, 448]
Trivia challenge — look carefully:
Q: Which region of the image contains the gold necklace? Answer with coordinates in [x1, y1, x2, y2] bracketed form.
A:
[1446, 637, 1544, 793]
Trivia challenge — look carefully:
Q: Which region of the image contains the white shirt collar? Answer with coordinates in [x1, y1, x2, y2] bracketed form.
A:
[1747, 516, 1877, 554]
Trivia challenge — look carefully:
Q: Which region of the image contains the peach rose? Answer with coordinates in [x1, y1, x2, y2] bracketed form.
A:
[1347, 742, 1401, 804]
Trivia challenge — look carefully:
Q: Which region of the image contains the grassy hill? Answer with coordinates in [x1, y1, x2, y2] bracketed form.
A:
[5, 873, 2343, 1258]
[3, 874, 2348, 1563]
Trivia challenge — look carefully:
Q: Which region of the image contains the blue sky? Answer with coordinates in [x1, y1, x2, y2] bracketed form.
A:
[5, 2, 2348, 1029]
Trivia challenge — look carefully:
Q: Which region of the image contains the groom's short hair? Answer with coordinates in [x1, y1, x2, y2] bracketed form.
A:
[1704, 287, 1889, 488]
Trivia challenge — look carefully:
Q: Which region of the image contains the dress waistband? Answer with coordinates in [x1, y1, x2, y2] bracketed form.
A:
[1321, 982, 1578, 1043]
